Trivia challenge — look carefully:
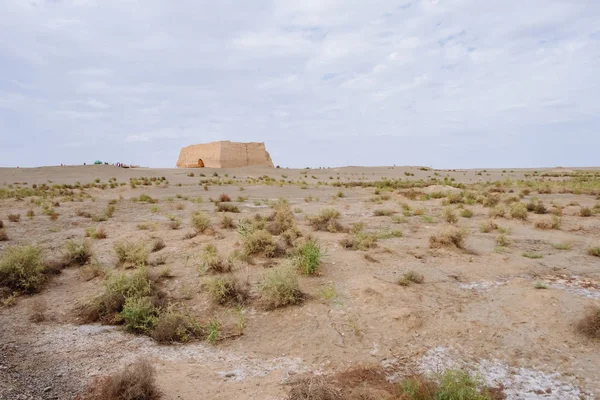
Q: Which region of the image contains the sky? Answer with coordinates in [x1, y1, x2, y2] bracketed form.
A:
[0, 0, 599, 169]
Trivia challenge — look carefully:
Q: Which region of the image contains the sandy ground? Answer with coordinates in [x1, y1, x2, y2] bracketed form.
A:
[0, 165, 599, 399]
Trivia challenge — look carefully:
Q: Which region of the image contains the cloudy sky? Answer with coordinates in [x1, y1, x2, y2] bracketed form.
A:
[1, 0, 599, 168]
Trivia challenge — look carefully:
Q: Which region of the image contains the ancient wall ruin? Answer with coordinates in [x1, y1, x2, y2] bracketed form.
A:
[176, 141, 274, 168]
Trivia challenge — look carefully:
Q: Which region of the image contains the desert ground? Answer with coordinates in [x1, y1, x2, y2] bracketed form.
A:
[1, 165, 599, 399]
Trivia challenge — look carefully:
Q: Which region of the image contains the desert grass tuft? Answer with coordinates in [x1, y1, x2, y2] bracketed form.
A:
[81, 358, 161, 400]
[290, 238, 323, 275]
[191, 211, 211, 233]
[398, 270, 424, 286]
[0, 245, 45, 293]
[260, 266, 303, 309]
[576, 306, 600, 339]
[308, 208, 344, 232]
[114, 240, 149, 266]
[429, 227, 468, 249]
[534, 216, 561, 230]
[443, 207, 458, 224]
[199, 244, 233, 274]
[86, 227, 107, 239]
[510, 202, 528, 220]
[63, 240, 93, 266]
[588, 247, 600, 257]
[206, 275, 249, 305]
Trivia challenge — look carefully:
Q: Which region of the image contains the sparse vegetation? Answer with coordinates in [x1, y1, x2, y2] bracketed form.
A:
[7, 214, 20, 222]
[460, 208, 473, 218]
[0, 229, 7, 241]
[216, 202, 240, 213]
[534, 281, 548, 289]
[151, 238, 166, 253]
[588, 247, 600, 257]
[220, 214, 235, 229]
[580, 207, 592, 217]
[552, 242, 572, 250]
[199, 244, 233, 274]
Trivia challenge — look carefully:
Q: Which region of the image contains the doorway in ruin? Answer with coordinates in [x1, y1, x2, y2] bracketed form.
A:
[197, 159, 205, 167]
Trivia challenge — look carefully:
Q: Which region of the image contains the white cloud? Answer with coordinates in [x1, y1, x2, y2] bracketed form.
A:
[0, 0, 599, 168]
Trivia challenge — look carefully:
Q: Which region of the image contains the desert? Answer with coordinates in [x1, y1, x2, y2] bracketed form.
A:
[1, 164, 599, 399]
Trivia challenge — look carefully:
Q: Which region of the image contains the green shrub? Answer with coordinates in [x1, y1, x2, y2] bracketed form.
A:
[398, 370, 494, 400]
[588, 247, 600, 257]
[85, 227, 107, 239]
[496, 234, 511, 247]
[191, 211, 211, 233]
[460, 209, 473, 218]
[114, 240, 149, 266]
[522, 252, 543, 259]
[119, 296, 158, 333]
[0, 245, 45, 293]
[291, 238, 323, 275]
[260, 266, 302, 309]
[340, 231, 378, 251]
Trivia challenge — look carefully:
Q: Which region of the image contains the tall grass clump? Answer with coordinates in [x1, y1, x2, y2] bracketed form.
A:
[260, 266, 303, 309]
[191, 211, 211, 233]
[290, 238, 323, 275]
[114, 240, 149, 267]
[0, 245, 45, 293]
[307, 208, 344, 232]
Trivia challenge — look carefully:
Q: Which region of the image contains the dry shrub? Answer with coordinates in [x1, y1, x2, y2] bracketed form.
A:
[373, 209, 394, 217]
[576, 306, 600, 339]
[443, 208, 458, 224]
[7, 214, 20, 222]
[114, 240, 149, 266]
[82, 358, 161, 400]
[287, 377, 340, 400]
[29, 297, 48, 322]
[151, 238, 166, 253]
[483, 194, 501, 207]
[151, 307, 203, 343]
[199, 244, 233, 274]
[340, 232, 378, 251]
[220, 214, 235, 229]
[479, 220, 498, 233]
[243, 229, 285, 258]
[580, 207, 592, 217]
[588, 247, 600, 257]
[398, 271, 424, 286]
[219, 193, 232, 202]
[260, 266, 303, 309]
[267, 199, 296, 235]
[0, 229, 7, 241]
[429, 227, 467, 249]
[0, 245, 45, 293]
[510, 203, 528, 220]
[488, 206, 505, 218]
[191, 211, 211, 233]
[308, 208, 345, 232]
[0, 219, 3, 228]
[86, 227, 108, 239]
[216, 202, 240, 213]
[534, 216, 561, 230]
[63, 240, 93, 266]
[206, 275, 249, 305]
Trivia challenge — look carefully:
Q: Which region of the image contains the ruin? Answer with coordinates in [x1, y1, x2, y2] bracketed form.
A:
[176, 141, 274, 168]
